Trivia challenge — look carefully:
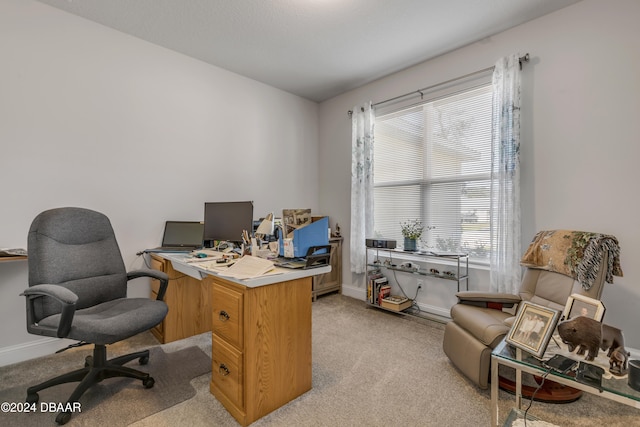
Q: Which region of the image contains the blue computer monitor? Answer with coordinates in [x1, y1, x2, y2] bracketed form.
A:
[203, 201, 253, 246]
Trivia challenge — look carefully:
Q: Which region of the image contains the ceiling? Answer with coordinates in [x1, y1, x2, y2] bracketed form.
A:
[35, 0, 581, 102]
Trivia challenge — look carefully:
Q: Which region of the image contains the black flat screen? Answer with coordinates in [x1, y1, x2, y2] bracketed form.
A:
[204, 201, 253, 244]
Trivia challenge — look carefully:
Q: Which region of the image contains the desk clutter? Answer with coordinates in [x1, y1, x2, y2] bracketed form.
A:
[185, 252, 276, 279]
[279, 210, 329, 257]
[144, 205, 333, 278]
[183, 245, 330, 280]
[0, 247, 28, 263]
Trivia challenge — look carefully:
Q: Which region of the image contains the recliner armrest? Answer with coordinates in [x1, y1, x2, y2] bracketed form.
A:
[21, 284, 78, 338]
[127, 269, 169, 302]
[455, 291, 521, 309]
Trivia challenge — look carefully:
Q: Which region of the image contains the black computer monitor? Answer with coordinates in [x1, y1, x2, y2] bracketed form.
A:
[203, 201, 254, 246]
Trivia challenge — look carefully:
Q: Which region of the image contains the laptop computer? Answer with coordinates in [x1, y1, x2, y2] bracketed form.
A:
[147, 221, 204, 252]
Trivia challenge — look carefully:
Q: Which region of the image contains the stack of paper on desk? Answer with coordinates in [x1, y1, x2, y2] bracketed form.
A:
[217, 255, 275, 279]
[0, 248, 27, 257]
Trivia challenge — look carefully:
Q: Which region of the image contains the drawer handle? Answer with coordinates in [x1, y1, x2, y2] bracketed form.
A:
[219, 363, 230, 376]
[219, 310, 230, 322]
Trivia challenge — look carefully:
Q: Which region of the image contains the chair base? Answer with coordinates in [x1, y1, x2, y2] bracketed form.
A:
[498, 375, 582, 403]
[26, 344, 155, 425]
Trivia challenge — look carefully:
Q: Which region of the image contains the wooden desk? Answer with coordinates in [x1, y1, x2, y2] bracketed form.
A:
[150, 252, 330, 426]
[149, 254, 212, 343]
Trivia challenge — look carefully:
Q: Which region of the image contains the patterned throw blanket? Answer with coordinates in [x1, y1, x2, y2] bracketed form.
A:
[520, 230, 623, 290]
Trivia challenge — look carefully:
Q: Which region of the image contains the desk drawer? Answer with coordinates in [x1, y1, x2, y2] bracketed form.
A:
[212, 335, 244, 410]
[212, 282, 244, 349]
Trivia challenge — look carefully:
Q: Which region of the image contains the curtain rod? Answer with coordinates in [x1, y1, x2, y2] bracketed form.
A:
[348, 53, 530, 117]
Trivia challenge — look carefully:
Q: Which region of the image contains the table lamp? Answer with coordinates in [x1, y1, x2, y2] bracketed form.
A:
[255, 213, 274, 238]
[254, 213, 274, 250]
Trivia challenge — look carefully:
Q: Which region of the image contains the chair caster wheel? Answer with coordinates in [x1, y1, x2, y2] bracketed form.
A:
[55, 411, 72, 425]
[143, 376, 155, 389]
[85, 355, 93, 367]
[139, 355, 149, 365]
[26, 392, 39, 404]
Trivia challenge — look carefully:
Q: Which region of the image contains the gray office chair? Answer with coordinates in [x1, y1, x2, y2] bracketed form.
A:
[21, 207, 169, 425]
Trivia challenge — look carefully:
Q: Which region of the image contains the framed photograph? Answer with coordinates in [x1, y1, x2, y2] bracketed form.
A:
[506, 301, 561, 358]
[282, 208, 311, 238]
[561, 293, 606, 322]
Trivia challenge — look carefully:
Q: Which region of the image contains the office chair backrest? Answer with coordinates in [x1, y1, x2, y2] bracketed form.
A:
[28, 207, 127, 321]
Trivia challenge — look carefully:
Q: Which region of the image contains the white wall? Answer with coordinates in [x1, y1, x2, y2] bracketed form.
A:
[319, 0, 640, 347]
[0, 0, 319, 365]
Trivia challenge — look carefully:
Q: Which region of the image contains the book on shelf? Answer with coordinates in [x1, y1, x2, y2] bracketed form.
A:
[372, 277, 388, 305]
[380, 295, 412, 312]
[378, 284, 391, 305]
[367, 269, 386, 304]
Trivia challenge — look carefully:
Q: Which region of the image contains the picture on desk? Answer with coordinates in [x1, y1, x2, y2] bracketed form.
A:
[561, 293, 606, 322]
[506, 301, 561, 358]
[282, 209, 311, 238]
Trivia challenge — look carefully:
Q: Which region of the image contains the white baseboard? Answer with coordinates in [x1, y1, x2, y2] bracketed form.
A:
[0, 337, 74, 367]
[341, 283, 365, 300]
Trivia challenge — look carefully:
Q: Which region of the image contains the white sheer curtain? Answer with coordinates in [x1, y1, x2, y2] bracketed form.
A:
[490, 54, 522, 293]
[350, 102, 375, 274]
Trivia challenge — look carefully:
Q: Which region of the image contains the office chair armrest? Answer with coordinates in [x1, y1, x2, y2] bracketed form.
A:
[127, 269, 169, 302]
[21, 284, 78, 338]
[455, 291, 521, 309]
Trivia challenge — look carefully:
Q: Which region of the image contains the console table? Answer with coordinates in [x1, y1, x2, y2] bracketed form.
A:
[491, 339, 640, 426]
[364, 247, 468, 321]
[150, 252, 330, 426]
[366, 247, 468, 292]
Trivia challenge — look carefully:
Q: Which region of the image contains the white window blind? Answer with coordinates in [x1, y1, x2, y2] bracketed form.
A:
[373, 82, 493, 262]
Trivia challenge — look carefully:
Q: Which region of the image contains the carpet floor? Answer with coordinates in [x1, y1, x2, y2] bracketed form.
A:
[0, 340, 210, 426]
[2, 294, 639, 426]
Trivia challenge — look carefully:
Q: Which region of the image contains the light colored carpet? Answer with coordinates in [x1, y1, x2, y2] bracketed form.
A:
[2, 294, 639, 426]
[0, 341, 211, 426]
[134, 294, 640, 426]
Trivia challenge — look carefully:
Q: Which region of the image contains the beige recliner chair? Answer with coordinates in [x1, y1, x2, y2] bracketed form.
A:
[442, 230, 619, 390]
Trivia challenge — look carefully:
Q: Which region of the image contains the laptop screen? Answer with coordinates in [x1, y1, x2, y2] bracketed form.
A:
[162, 221, 204, 247]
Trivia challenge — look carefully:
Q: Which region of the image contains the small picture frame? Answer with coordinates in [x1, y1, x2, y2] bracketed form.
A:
[506, 301, 561, 358]
[561, 293, 605, 322]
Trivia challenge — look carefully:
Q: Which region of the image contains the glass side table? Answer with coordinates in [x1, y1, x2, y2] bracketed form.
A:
[490, 339, 640, 427]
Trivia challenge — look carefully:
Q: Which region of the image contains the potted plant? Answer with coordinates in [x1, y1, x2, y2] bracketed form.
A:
[400, 219, 424, 251]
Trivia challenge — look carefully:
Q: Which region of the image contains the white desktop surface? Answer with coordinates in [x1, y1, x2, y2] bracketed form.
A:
[155, 252, 331, 288]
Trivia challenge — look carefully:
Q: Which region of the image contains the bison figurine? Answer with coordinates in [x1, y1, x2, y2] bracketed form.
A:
[557, 316, 625, 362]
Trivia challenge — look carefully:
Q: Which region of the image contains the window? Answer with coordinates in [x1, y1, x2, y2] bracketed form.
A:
[373, 81, 492, 262]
